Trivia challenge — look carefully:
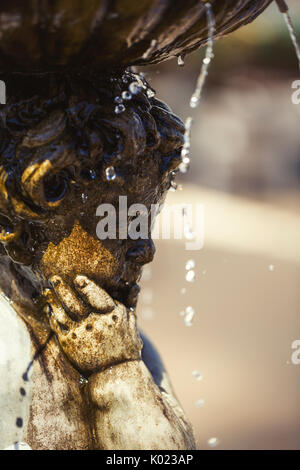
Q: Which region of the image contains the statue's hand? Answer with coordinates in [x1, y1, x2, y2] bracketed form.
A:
[43, 275, 143, 373]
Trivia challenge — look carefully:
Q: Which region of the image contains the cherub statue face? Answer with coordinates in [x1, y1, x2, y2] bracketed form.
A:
[0, 72, 184, 313]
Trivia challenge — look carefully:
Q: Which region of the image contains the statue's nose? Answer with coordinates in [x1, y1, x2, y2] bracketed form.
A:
[125, 239, 155, 265]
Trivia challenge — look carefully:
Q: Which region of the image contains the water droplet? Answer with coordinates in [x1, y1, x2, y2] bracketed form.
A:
[177, 55, 185, 66]
[115, 104, 125, 114]
[114, 96, 123, 104]
[179, 163, 189, 174]
[105, 166, 116, 181]
[89, 169, 96, 180]
[81, 193, 88, 204]
[186, 259, 195, 270]
[122, 74, 130, 83]
[122, 91, 132, 101]
[79, 376, 88, 387]
[169, 181, 177, 192]
[186, 270, 195, 283]
[181, 148, 189, 157]
[190, 95, 199, 108]
[207, 437, 220, 448]
[184, 306, 195, 327]
[129, 82, 142, 95]
[179, 310, 185, 317]
[192, 370, 203, 381]
[180, 288, 187, 295]
[195, 398, 205, 408]
[269, 264, 275, 272]
[146, 89, 156, 98]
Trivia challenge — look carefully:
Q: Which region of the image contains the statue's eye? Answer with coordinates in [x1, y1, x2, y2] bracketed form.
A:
[44, 172, 68, 203]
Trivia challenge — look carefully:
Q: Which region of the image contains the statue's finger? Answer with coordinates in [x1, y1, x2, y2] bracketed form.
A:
[74, 275, 115, 314]
[43, 288, 74, 334]
[50, 275, 90, 320]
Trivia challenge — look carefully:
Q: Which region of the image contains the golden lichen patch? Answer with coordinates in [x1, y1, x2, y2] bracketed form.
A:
[41, 221, 119, 283]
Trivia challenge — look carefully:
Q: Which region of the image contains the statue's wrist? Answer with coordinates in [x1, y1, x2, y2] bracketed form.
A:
[88, 359, 146, 408]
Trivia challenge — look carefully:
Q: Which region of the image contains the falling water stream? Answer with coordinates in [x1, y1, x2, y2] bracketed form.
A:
[276, 0, 300, 71]
[190, 2, 216, 109]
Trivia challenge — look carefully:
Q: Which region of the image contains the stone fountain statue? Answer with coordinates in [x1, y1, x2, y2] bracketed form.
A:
[0, 0, 273, 450]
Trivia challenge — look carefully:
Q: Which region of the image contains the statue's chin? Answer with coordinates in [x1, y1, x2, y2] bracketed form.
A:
[105, 279, 140, 310]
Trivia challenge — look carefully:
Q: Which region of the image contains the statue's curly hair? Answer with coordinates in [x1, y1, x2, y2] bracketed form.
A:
[0, 71, 184, 262]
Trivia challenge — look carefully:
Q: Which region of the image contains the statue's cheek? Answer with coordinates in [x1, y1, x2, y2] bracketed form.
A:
[40, 221, 120, 283]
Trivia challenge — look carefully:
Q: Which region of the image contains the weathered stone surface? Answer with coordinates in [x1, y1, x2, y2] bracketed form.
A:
[0, 1, 273, 72]
[0, 71, 195, 449]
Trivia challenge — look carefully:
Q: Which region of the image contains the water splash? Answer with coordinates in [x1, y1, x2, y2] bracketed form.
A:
[276, 0, 300, 71]
[190, 2, 216, 109]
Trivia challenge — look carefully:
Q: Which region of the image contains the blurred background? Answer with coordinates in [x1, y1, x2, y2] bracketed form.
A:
[137, 0, 300, 450]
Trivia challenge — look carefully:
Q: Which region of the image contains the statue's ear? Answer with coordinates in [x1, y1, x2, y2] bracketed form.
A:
[21, 160, 70, 210]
